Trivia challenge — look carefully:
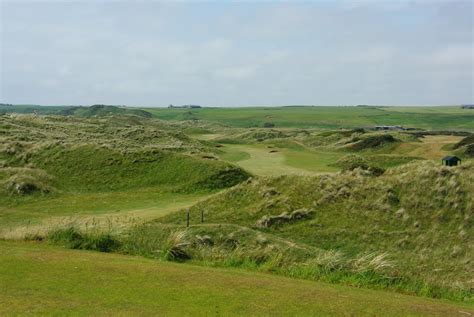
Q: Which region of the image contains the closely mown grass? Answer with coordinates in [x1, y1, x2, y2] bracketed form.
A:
[2, 240, 471, 316]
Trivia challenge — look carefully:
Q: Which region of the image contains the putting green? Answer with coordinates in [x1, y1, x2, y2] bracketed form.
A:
[218, 144, 340, 176]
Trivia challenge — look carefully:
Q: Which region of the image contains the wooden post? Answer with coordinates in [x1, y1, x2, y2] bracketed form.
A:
[201, 210, 204, 223]
[186, 209, 190, 227]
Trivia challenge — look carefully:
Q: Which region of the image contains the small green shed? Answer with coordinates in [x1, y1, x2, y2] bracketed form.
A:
[442, 156, 461, 166]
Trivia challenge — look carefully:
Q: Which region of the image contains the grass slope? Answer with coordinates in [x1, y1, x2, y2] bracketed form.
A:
[0, 241, 472, 316]
[154, 161, 473, 301]
[0, 115, 250, 235]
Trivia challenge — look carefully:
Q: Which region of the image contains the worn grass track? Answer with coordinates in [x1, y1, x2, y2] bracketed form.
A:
[0, 191, 212, 240]
[0, 241, 472, 316]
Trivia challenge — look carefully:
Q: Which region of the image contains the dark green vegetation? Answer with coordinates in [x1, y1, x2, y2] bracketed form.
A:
[1, 106, 473, 314]
[454, 135, 474, 157]
[2, 241, 471, 316]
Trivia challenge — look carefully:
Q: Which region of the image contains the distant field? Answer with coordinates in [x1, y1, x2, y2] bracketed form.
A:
[1, 241, 472, 316]
[2, 104, 473, 130]
[144, 106, 474, 131]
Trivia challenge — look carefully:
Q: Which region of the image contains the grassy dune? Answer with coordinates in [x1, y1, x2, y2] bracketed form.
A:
[153, 161, 473, 301]
[0, 115, 249, 236]
[1, 241, 472, 316]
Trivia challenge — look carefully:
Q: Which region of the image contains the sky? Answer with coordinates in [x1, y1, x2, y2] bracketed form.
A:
[0, 0, 473, 107]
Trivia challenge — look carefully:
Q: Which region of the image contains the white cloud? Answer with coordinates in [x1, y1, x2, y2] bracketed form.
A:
[0, 1, 472, 106]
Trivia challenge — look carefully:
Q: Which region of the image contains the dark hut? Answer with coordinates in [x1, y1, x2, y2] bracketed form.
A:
[442, 156, 461, 167]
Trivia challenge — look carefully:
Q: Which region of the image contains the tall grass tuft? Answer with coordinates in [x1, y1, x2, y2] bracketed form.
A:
[47, 226, 120, 252]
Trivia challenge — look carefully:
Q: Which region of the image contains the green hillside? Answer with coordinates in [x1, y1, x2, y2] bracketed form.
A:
[0, 115, 249, 231]
[141, 160, 473, 301]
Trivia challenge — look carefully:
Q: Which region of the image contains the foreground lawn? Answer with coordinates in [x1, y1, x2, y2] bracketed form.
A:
[0, 241, 472, 316]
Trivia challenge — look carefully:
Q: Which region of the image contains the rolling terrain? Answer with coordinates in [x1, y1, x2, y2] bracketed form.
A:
[0, 106, 473, 315]
[144, 106, 474, 131]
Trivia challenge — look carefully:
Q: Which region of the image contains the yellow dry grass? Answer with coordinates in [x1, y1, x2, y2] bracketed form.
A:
[394, 135, 463, 159]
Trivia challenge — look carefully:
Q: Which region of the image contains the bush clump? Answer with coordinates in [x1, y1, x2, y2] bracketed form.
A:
[464, 144, 474, 157]
[336, 154, 369, 171]
[47, 227, 120, 252]
[335, 154, 385, 176]
[263, 122, 275, 128]
[453, 135, 474, 149]
[198, 167, 251, 189]
[3, 168, 53, 195]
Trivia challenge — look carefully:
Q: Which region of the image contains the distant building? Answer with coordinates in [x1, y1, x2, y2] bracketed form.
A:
[461, 105, 474, 109]
[442, 156, 461, 167]
[375, 125, 405, 131]
[168, 104, 202, 109]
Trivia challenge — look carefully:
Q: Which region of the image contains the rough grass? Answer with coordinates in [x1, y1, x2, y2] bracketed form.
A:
[0, 114, 250, 237]
[46, 220, 472, 302]
[154, 161, 474, 301]
[46, 226, 120, 252]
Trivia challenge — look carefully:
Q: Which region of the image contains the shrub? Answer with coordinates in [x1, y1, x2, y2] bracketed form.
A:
[198, 167, 251, 189]
[453, 135, 474, 149]
[335, 154, 385, 176]
[3, 168, 53, 195]
[335, 154, 369, 171]
[464, 144, 474, 157]
[263, 122, 275, 128]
